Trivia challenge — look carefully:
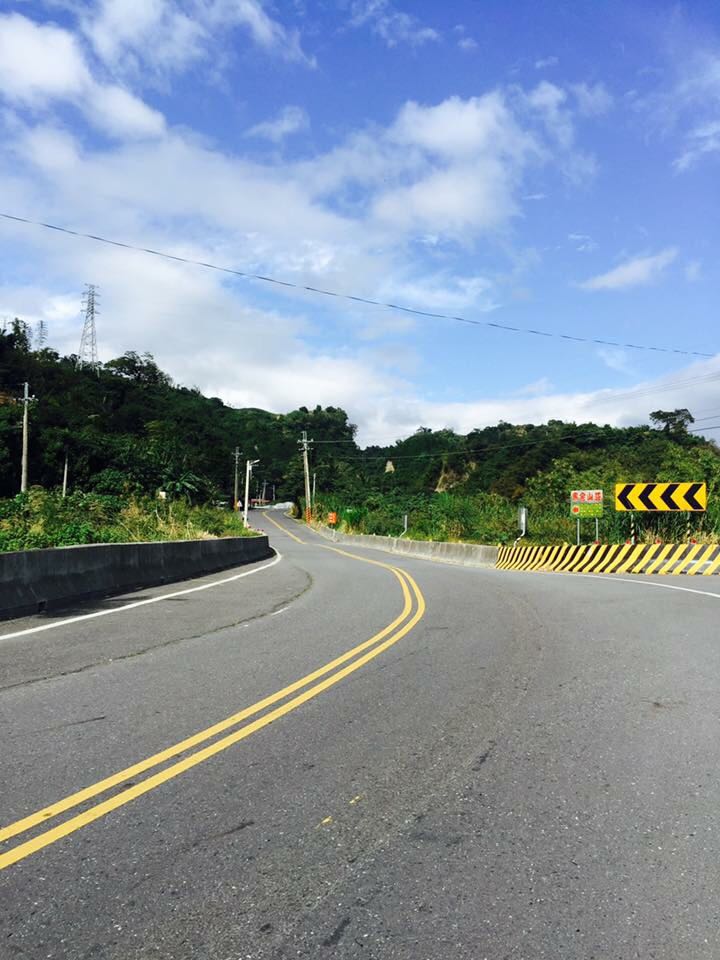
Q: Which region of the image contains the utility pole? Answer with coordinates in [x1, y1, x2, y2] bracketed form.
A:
[243, 459, 259, 528]
[19, 381, 35, 493]
[299, 431, 313, 522]
[261, 479, 267, 504]
[233, 446, 241, 510]
[62, 450, 69, 497]
[312, 471, 316, 507]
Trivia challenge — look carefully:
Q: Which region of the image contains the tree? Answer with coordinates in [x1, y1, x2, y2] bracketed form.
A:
[649, 409, 695, 435]
[104, 352, 172, 387]
[9, 318, 31, 353]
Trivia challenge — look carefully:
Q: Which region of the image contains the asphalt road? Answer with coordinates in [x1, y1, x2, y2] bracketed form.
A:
[1, 513, 719, 959]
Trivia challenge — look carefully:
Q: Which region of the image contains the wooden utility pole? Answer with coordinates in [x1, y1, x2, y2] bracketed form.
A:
[19, 382, 34, 493]
[300, 431, 312, 522]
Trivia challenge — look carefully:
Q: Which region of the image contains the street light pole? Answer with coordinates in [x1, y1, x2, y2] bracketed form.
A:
[243, 459, 259, 528]
[233, 446, 241, 510]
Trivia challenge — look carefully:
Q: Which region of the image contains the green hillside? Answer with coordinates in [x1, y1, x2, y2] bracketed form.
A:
[1, 319, 718, 546]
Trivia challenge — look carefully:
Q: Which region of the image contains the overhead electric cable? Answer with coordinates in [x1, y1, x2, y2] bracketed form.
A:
[331, 421, 720, 462]
[308, 369, 720, 448]
[1, 212, 715, 359]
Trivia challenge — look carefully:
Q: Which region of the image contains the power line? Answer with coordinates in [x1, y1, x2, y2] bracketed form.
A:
[333, 422, 720, 462]
[1, 212, 715, 360]
[308, 369, 720, 449]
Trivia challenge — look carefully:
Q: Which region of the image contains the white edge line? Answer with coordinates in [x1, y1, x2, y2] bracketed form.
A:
[576, 572, 720, 600]
[0, 551, 283, 641]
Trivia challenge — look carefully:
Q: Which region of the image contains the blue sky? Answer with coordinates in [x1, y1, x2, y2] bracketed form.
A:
[0, 0, 719, 443]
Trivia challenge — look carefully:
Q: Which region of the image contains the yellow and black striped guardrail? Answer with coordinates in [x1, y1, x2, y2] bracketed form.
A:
[496, 542, 720, 576]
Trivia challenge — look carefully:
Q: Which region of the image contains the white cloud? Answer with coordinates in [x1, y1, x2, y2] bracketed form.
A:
[452, 24, 476, 51]
[580, 248, 678, 291]
[535, 56, 558, 69]
[82, 0, 315, 73]
[373, 162, 517, 234]
[227, 0, 315, 65]
[0, 12, 165, 140]
[86, 84, 166, 139]
[597, 347, 632, 373]
[364, 92, 547, 235]
[568, 232, 597, 252]
[82, 0, 205, 75]
[17, 125, 81, 173]
[526, 81, 572, 148]
[350, 0, 439, 48]
[0, 13, 90, 104]
[674, 119, 720, 170]
[0, 65, 618, 439]
[246, 105, 309, 142]
[390, 93, 532, 159]
[380, 274, 497, 313]
[514, 377, 554, 396]
[353, 356, 720, 445]
[639, 37, 720, 172]
[685, 260, 702, 282]
[571, 82, 614, 116]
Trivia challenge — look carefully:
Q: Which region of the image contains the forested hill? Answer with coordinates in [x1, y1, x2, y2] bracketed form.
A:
[1, 320, 718, 521]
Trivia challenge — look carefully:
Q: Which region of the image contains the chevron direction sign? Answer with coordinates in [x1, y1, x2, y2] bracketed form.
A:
[614, 482, 707, 512]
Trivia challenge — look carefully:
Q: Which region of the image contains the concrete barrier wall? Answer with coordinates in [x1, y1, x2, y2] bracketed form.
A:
[0, 535, 273, 620]
[497, 542, 720, 576]
[313, 525, 498, 567]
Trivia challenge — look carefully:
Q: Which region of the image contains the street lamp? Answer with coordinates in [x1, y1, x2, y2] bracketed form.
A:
[243, 459, 259, 528]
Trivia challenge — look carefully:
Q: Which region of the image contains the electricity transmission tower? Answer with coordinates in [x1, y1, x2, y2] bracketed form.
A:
[77, 284, 100, 372]
[36, 319, 48, 349]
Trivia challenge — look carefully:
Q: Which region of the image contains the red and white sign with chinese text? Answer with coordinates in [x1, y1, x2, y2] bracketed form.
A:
[570, 489, 604, 503]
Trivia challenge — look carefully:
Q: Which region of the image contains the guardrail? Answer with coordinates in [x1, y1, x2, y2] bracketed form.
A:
[313, 525, 498, 567]
[0, 535, 273, 620]
[496, 542, 720, 576]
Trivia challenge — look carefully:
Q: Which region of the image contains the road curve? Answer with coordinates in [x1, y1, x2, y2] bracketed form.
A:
[1, 511, 719, 959]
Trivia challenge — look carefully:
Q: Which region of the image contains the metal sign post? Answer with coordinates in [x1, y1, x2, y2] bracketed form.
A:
[518, 506, 528, 536]
[570, 490, 603, 547]
[514, 506, 528, 547]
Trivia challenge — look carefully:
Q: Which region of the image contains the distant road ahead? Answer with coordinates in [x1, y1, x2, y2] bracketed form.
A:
[1, 512, 719, 958]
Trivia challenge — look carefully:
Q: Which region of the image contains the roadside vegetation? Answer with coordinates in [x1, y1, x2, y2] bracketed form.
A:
[0, 490, 255, 552]
[1, 318, 718, 548]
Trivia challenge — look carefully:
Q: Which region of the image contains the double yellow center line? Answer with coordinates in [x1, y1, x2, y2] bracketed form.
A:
[0, 545, 425, 871]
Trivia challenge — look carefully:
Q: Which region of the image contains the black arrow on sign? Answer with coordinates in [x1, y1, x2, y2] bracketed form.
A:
[660, 483, 681, 510]
[617, 484, 634, 510]
[685, 483, 705, 511]
[638, 485, 656, 510]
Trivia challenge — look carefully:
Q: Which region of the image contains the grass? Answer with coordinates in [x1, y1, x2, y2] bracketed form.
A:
[0, 489, 257, 552]
[310, 492, 719, 546]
